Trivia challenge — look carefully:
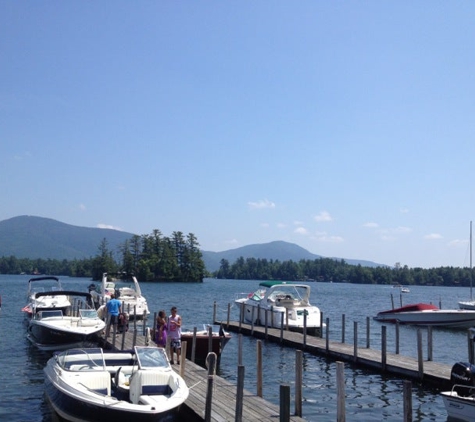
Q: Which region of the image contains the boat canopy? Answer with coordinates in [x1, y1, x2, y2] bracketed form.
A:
[259, 281, 298, 288]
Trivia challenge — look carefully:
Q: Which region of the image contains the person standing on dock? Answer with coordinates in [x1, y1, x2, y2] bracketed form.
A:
[167, 306, 182, 364]
[105, 294, 122, 337]
[155, 310, 167, 347]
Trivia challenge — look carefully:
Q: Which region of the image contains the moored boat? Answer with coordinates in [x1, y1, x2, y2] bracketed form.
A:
[22, 276, 71, 317]
[89, 273, 150, 320]
[235, 281, 324, 335]
[44, 346, 189, 422]
[374, 302, 475, 328]
[180, 324, 231, 364]
[441, 361, 475, 421]
[27, 291, 105, 351]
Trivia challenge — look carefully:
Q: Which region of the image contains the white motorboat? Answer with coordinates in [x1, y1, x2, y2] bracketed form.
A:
[27, 291, 106, 351]
[374, 303, 475, 328]
[441, 361, 475, 421]
[89, 273, 150, 320]
[400, 286, 410, 293]
[44, 346, 189, 422]
[22, 276, 71, 317]
[235, 281, 325, 334]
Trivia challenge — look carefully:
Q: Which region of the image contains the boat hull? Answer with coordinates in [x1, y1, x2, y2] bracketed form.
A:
[180, 332, 231, 363]
[374, 310, 475, 328]
[441, 391, 475, 422]
[44, 377, 180, 422]
[235, 300, 323, 335]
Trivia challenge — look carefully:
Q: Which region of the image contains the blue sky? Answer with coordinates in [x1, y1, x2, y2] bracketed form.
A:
[1, 2, 475, 269]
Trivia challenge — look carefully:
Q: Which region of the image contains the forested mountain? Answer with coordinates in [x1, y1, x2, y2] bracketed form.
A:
[0, 215, 133, 260]
[0, 215, 382, 271]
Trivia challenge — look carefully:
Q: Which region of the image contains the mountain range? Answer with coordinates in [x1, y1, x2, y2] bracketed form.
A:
[0, 215, 383, 272]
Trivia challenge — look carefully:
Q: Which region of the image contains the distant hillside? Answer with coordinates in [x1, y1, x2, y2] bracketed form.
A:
[200, 240, 384, 272]
[0, 215, 134, 260]
[0, 215, 384, 270]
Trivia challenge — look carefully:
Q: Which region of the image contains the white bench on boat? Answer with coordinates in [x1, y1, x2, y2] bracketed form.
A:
[129, 370, 174, 404]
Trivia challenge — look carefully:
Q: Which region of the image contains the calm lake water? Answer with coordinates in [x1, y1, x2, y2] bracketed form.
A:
[0, 275, 471, 421]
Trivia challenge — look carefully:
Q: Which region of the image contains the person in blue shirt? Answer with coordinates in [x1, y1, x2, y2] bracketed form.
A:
[105, 293, 122, 337]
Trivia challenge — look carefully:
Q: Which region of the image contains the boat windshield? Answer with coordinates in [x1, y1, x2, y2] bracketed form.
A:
[57, 348, 105, 371]
[79, 309, 99, 319]
[135, 346, 169, 369]
[268, 285, 309, 303]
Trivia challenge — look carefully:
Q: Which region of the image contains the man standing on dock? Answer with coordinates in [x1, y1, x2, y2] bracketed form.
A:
[105, 294, 122, 337]
[167, 306, 182, 364]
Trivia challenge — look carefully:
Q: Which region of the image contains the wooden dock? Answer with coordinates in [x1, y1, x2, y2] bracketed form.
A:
[101, 328, 306, 422]
[215, 319, 453, 389]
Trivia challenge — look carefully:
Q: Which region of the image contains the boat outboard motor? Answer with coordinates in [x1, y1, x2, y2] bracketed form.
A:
[450, 362, 475, 397]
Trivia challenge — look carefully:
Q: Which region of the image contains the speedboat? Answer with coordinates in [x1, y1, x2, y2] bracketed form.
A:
[441, 361, 475, 421]
[235, 281, 325, 335]
[22, 276, 71, 317]
[180, 324, 231, 364]
[374, 303, 475, 328]
[27, 291, 105, 351]
[89, 273, 150, 320]
[44, 346, 189, 422]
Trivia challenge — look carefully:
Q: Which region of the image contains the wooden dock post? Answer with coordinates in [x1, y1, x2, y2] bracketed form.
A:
[208, 325, 213, 356]
[257, 303, 261, 326]
[320, 312, 324, 338]
[303, 312, 307, 349]
[403, 380, 412, 422]
[180, 341, 187, 378]
[191, 327, 197, 363]
[427, 327, 433, 361]
[213, 301, 217, 324]
[353, 321, 358, 363]
[382, 325, 387, 372]
[336, 361, 345, 422]
[204, 352, 217, 422]
[417, 329, 424, 380]
[396, 321, 400, 354]
[342, 314, 346, 343]
[227, 303, 230, 329]
[238, 334, 243, 366]
[325, 317, 330, 353]
[251, 306, 255, 335]
[239, 302, 243, 330]
[295, 350, 303, 417]
[264, 309, 268, 340]
[279, 384, 290, 422]
[235, 365, 245, 422]
[257, 340, 263, 397]
[366, 316, 370, 348]
[280, 313, 284, 343]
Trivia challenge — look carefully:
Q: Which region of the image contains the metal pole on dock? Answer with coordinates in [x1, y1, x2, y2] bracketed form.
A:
[257, 340, 263, 397]
[295, 350, 303, 417]
[336, 361, 345, 422]
[279, 384, 290, 422]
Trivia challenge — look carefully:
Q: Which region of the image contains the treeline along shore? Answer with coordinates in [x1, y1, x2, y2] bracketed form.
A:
[0, 229, 473, 288]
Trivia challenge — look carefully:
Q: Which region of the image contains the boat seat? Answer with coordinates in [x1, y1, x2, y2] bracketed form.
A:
[129, 370, 173, 404]
[77, 370, 111, 396]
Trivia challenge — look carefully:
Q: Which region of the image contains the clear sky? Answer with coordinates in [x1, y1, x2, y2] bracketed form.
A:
[1, 2, 475, 269]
